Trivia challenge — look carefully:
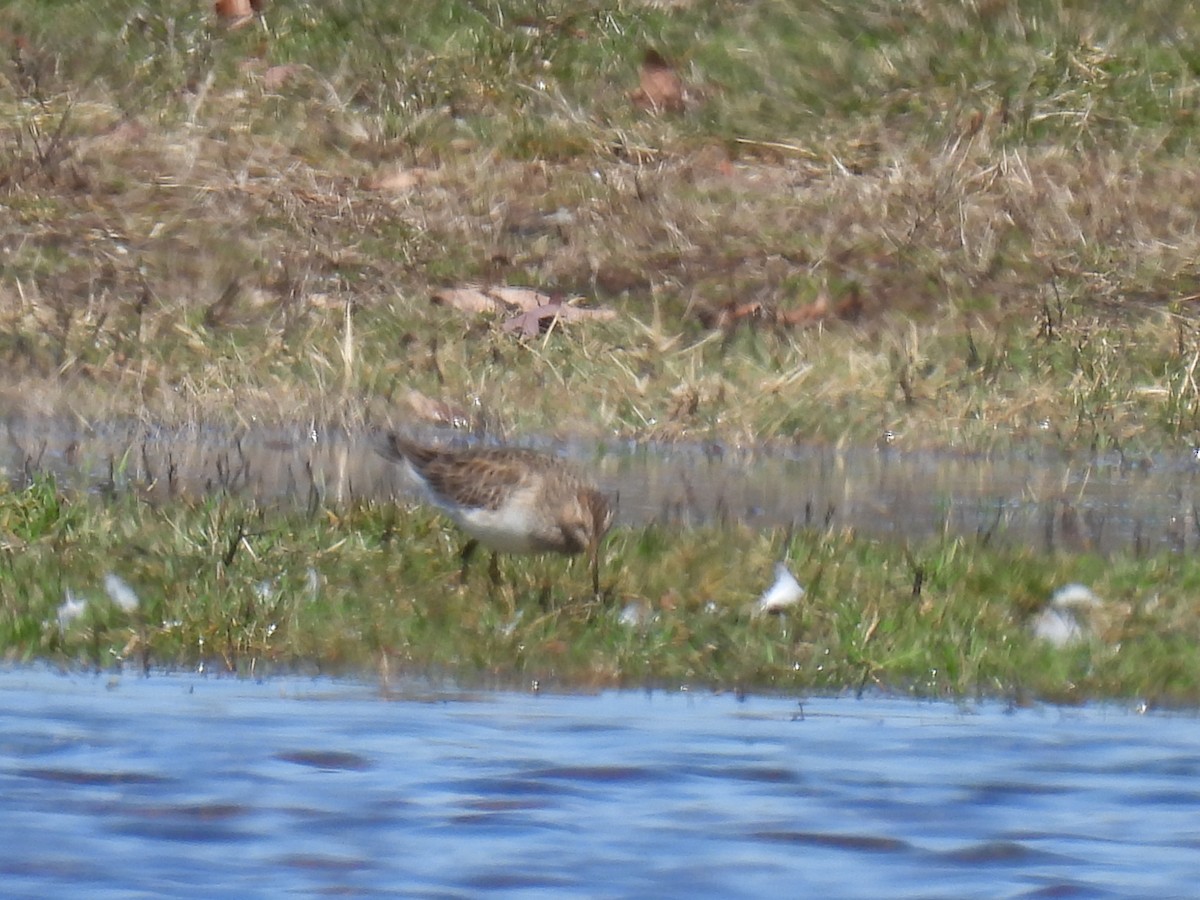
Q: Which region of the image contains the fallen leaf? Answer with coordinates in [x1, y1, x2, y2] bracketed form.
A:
[631, 48, 685, 113]
[729, 301, 763, 321]
[431, 284, 616, 334]
[703, 300, 764, 331]
[430, 286, 506, 315]
[430, 285, 552, 315]
[0, 30, 29, 53]
[779, 287, 862, 328]
[501, 301, 617, 337]
[214, 0, 255, 27]
[779, 293, 829, 327]
[502, 304, 563, 337]
[486, 286, 553, 312]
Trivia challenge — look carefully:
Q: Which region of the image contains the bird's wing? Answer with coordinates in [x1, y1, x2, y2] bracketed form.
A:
[419, 451, 536, 510]
[378, 433, 571, 511]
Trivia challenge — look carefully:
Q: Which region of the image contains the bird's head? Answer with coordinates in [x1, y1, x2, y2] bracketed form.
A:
[559, 489, 616, 555]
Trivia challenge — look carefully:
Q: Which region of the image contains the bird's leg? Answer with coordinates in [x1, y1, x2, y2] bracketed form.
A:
[488, 551, 502, 586]
[590, 545, 601, 597]
[458, 539, 479, 584]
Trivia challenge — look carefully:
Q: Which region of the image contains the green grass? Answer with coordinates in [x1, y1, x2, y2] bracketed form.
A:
[4, 475, 1200, 703]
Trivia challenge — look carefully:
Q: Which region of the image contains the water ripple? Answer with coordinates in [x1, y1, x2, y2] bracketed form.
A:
[1, 669, 1199, 897]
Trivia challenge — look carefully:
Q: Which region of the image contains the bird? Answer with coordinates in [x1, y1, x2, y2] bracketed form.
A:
[376, 432, 616, 594]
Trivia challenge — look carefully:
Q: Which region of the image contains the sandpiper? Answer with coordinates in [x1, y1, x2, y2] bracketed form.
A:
[376, 432, 616, 594]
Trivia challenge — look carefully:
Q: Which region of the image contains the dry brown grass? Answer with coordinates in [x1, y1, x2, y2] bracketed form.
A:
[3, 1, 1200, 452]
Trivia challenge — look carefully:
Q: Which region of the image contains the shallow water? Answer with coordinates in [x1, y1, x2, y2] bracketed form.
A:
[1, 668, 1197, 898]
[6, 415, 1200, 555]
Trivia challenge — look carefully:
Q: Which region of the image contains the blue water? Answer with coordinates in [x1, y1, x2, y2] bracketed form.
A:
[0, 668, 1196, 898]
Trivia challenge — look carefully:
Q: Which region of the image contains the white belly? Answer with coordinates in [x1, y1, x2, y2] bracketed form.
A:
[452, 504, 548, 553]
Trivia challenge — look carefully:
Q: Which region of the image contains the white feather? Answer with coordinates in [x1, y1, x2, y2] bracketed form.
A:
[57, 590, 88, 629]
[756, 562, 805, 615]
[1033, 583, 1103, 647]
[103, 572, 140, 612]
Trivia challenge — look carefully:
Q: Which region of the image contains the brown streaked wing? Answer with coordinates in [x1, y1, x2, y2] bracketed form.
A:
[378, 433, 585, 511]
[417, 450, 544, 511]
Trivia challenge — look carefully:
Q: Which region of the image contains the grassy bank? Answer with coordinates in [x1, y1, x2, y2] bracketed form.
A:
[4, 475, 1199, 704]
[2, 1, 1200, 452]
[5, 2, 1200, 696]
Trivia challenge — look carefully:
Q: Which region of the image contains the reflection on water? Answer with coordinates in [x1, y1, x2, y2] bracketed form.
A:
[6, 414, 1200, 555]
[1, 668, 1198, 897]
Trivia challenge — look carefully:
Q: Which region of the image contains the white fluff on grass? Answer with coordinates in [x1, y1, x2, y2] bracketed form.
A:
[618, 600, 652, 628]
[56, 589, 88, 629]
[57, 573, 143, 630]
[103, 572, 141, 612]
[1032, 583, 1103, 647]
[755, 562, 805, 616]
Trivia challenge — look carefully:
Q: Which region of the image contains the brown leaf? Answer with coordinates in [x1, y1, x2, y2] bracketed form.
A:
[779, 293, 829, 327]
[214, 0, 255, 27]
[431, 286, 504, 315]
[486, 286, 553, 312]
[501, 303, 562, 337]
[501, 301, 617, 337]
[430, 285, 554, 316]
[632, 49, 685, 113]
[431, 285, 616, 334]
[702, 299, 765, 331]
[0, 30, 29, 53]
[730, 301, 763, 322]
[779, 286, 863, 328]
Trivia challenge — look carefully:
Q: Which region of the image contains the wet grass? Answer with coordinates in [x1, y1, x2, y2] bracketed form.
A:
[5, 475, 1200, 704]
